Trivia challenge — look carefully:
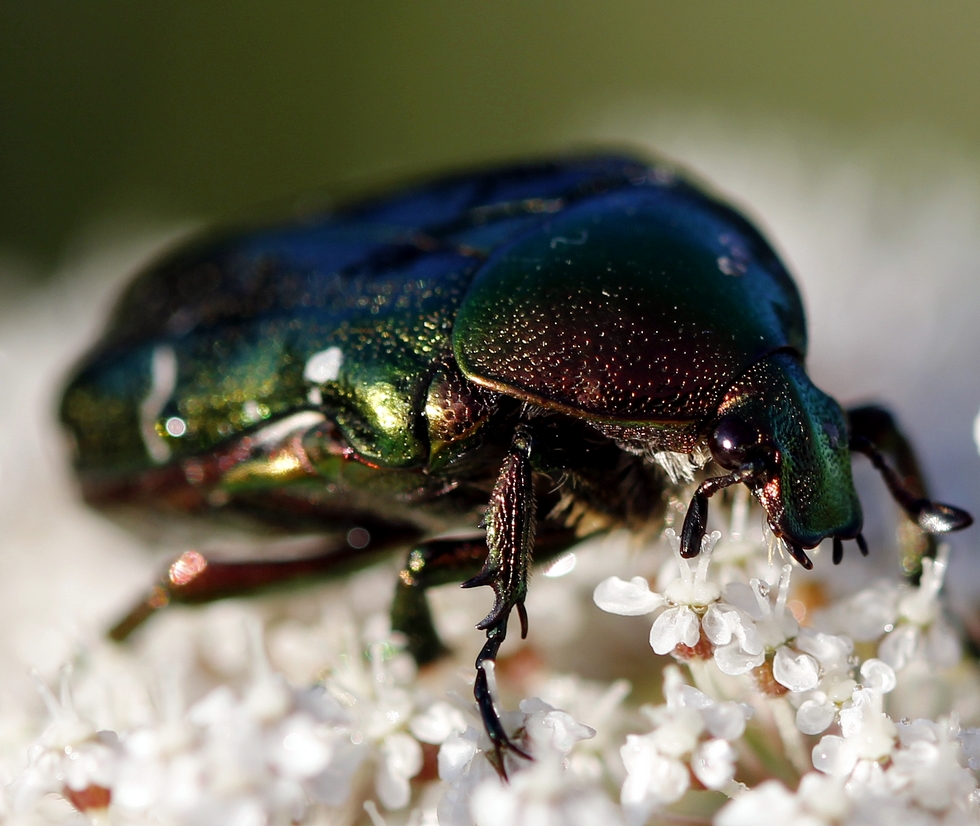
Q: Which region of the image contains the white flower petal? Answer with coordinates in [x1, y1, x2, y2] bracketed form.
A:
[878, 625, 920, 671]
[859, 659, 897, 694]
[773, 646, 820, 692]
[796, 699, 836, 735]
[812, 734, 858, 777]
[410, 701, 468, 745]
[438, 728, 480, 784]
[691, 738, 736, 790]
[702, 602, 735, 645]
[701, 701, 751, 741]
[522, 705, 595, 754]
[795, 629, 852, 673]
[649, 606, 700, 654]
[593, 576, 664, 616]
[713, 641, 765, 676]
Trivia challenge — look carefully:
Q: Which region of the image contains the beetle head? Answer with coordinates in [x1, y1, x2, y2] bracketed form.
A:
[714, 352, 862, 558]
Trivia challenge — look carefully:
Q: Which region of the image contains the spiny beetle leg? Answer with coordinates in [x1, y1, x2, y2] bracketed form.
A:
[462, 424, 536, 769]
[462, 425, 535, 633]
[109, 529, 411, 642]
[391, 536, 489, 665]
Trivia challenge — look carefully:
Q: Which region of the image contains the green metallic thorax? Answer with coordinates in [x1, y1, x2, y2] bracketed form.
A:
[718, 352, 862, 546]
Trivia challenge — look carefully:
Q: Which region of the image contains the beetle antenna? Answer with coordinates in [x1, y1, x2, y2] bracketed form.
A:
[850, 437, 973, 534]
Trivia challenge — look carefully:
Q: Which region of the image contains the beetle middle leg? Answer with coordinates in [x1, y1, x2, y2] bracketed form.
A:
[679, 464, 767, 561]
[453, 423, 538, 768]
[390, 536, 489, 665]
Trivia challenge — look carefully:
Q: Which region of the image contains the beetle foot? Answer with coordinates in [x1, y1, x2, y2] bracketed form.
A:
[680, 492, 708, 558]
[474, 621, 533, 779]
[911, 500, 973, 534]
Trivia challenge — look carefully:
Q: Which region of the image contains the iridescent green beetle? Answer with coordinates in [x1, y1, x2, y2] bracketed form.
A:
[59, 155, 971, 765]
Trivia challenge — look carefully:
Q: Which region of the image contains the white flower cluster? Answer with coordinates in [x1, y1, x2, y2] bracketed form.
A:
[1, 495, 979, 825]
[593, 506, 980, 825]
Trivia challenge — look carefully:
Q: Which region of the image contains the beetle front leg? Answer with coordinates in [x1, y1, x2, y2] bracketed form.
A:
[848, 405, 972, 576]
[462, 423, 536, 768]
[680, 465, 758, 560]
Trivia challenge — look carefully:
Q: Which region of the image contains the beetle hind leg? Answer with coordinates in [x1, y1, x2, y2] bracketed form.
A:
[108, 527, 413, 642]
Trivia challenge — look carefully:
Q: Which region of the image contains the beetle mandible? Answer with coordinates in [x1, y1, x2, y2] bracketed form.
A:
[59, 154, 972, 766]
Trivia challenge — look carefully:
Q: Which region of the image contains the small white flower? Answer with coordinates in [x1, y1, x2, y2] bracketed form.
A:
[619, 667, 748, 824]
[812, 686, 896, 777]
[620, 732, 690, 825]
[790, 630, 858, 734]
[889, 716, 978, 812]
[702, 602, 765, 675]
[877, 547, 963, 673]
[596, 530, 723, 659]
[772, 645, 820, 692]
[714, 780, 803, 826]
[649, 605, 701, 654]
[376, 731, 423, 810]
[691, 738, 737, 790]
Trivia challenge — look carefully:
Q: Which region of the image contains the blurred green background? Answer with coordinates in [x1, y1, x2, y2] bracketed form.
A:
[4, 1, 980, 270]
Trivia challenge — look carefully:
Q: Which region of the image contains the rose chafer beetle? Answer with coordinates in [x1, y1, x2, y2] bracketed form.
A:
[60, 154, 972, 767]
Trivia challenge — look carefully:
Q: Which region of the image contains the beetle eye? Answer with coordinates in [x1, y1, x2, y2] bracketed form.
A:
[709, 416, 764, 470]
